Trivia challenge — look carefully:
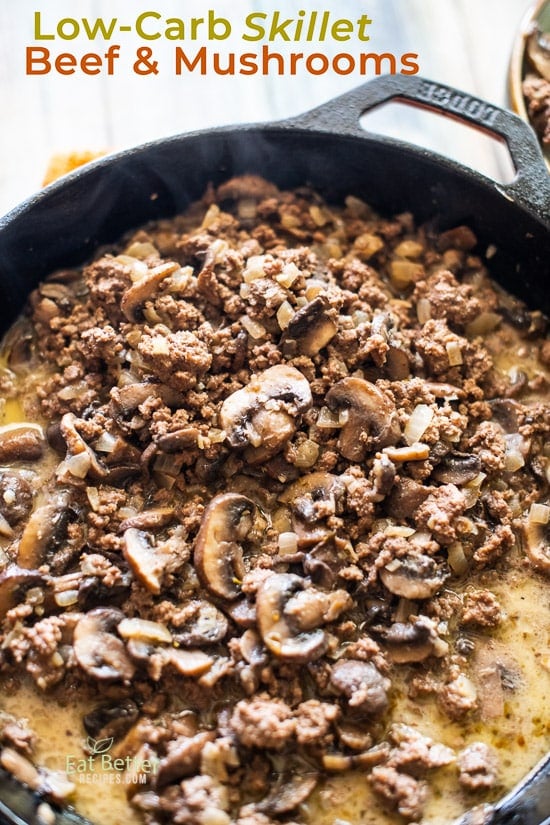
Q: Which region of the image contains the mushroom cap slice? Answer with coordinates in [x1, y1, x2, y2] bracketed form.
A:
[120, 261, 180, 322]
[194, 493, 256, 600]
[523, 519, 550, 574]
[325, 378, 400, 462]
[219, 364, 312, 452]
[74, 607, 135, 681]
[0, 424, 44, 463]
[373, 616, 448, 663]
[281, 296, 337, 356]
[432, 452, 481, 486]
[256, 573, 329, 663]
[0, 565, 49, 619]
[380, 554, 449, 600]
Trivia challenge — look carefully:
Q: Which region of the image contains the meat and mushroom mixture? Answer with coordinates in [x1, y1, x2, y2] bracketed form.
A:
[0, 176, 549, 825]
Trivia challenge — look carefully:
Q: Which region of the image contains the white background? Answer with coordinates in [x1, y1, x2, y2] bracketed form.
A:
[0, 0, 536, 215]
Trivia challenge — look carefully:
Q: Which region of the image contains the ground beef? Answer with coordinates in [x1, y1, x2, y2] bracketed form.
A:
[414, 483, 466, 544]
[369, 765, 428, 821]
[461, 590, 503, 628]
[229, 698, 295, 751]
[457, 742, 499, 790]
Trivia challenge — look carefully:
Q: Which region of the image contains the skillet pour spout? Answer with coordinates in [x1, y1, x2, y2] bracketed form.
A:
[0, 75, 549, 825]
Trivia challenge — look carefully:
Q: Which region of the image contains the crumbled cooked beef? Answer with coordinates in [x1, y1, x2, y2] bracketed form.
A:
[457, 742, 499, 790]
[369, 765, 428, 821]
[229, 697, 295, 751]
[0, 175, 547, 825]
[461, 590, 503, 628]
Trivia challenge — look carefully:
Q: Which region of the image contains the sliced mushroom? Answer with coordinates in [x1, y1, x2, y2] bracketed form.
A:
[193, 493, 256, 600]
[489, 399, 521, 434]
[73, 607, 136, 681]
[380, 554, 449, 600]
[523, 519, 550, 574]
[325, 378, 400, 462]
[172, 600, 229, 646]
[0, 565, 49, 619]
[0, 472, 33, 526]
[17, 490, 73, 568]
[0, 424, 44, 463]
[330, 659, 390, 714]
[281, 296, 337, 356]
[155, 731, 216, 789]
[119, 508, 176, 532]
[279, 472, 345, 521]
[256, 773, 318, 815]
[83, 699, 139, 741]
[373, 616, 448, 664]
[59, 413, 106, 480]
[219, 365, 312, 461]
[256, 573, 330, 663]
[122, 528, 175, 595]
[157, 427, 200, 452]
[432, 453, 481, 485]
[386, 478, 430, 520]
[121, 261, 180, 322]
[283, 587, 352, 632]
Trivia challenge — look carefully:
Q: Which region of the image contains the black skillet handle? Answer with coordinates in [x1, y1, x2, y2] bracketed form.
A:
[286, 74, 550, 224]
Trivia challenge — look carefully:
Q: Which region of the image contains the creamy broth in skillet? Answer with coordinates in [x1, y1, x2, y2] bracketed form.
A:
[0, 177, 548, 825]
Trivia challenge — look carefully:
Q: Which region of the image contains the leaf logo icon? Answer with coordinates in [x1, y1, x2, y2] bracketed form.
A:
[87, 736, 114, 754]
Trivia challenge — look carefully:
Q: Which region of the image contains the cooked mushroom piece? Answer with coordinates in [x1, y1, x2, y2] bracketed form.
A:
[219, 365, 312, 461]
[325, 378, 400, 462]
[279, 472, 345, 541]
[0, 565, 49, 619]
[523, 519, 550, 574]
[373, 616, 448, 663]
[73, 607, 136, 681]
[432, 453, 481, 485]
[59, 413, 106, 480]
[83, 699, 139, 741]
[0, 472, 33, 526]
[281, 296, 337, 356]
[489, 399, 521, 434]
[193, 493, 256, 600]
[120, 261, 180, 322]
[256, 573, 331, 663]
[122, 528, 179, 595]
[330, 659, 390, 714]
[380, 554, 449, 600]
[0, 424, 44, 463]
[16, 490, 73, 569]
[172, 600, 229, 646]
[256, 772, 318, 815]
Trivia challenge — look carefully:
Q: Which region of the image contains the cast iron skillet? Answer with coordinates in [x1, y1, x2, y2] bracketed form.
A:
[0, 74, 549, 825]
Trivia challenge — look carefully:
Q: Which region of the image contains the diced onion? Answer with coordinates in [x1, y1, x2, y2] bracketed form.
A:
[0, 512, 13, 538]
[85, 487, 100, 512]
[384, 525, 415, 538]
[504, 433, 526, 472]
[394, 240, 424, 259]
[95, 431, 118, 453]
[54, 590, 79, 607]
[447, 541, 468, 575]
[316, 406, 342, 429]
[123, 241, 158, 260]
[293, 439, 320, 469]
[277, 262, 301, 288]
[118, 618, 172, 644]
[465, 312, 502, 337]
[243, 255, 267, 283]
[240, 316, 266, 340]
[389, 260, 425, 289]
[276, 301, 295, 331]
[404, 404, 434, 446]
[64, 452, 91, 479]
[529, 502, 550, 525]
[201, 204, 220, 229]
[57, 381, 88, 400]
[446, 341, 464, 366]
[310, 205, 329, 226]
[278, 532, 299, 555]
[416, 298, 432, 325]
